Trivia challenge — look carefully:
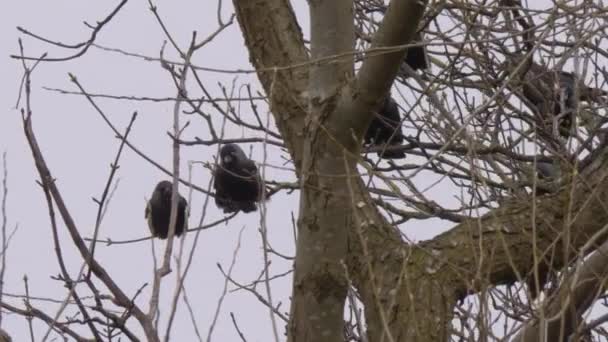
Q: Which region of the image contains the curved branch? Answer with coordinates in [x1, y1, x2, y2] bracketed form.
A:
[350, 0, 427, 137]
[513, 228, 608, 342]
[20, 66, 159, 342]
[232, 0, 309, 171]
[423, 146, 608, 295]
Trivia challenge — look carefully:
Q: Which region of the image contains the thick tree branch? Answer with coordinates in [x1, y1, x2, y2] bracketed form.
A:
[308, 0, 354, 100]
[235, 2, 431, 341]
[287, 1, 359, 341]
[343, 146, 608, 341]
[347, 173, 456, 341]
[235, 2, 608, 342]
[348, 147, 608, 341]
[514, 226, 608, 342]
[232, 0, 309, 171]
[422, 147, 608, 294]
[350, 0, 427, 137]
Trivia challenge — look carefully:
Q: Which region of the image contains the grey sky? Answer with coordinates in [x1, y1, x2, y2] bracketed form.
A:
[4, 1, 605, 341]
[2, 1, 305, 340]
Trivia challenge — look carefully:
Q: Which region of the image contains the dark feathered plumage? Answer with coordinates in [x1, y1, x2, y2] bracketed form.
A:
[504, 56, 607, 137]
[364, 96, 406, 159]
[214, 144, 263, 213]
[534, 160, 560, 195]
[145, 181, 188, 239]
[403, 32, 428, 71]
[536, 160, 559, 180]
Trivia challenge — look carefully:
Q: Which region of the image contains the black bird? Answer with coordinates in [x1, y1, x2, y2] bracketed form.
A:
[503, 56, 607, 137]
[534, 160, 561, 195]
[536, 160, 560, 180]
[214, 144, 263, 213]
[402, 32, 429, 71]
[364, 96, 406, 159]
[145, 181, 188, 239]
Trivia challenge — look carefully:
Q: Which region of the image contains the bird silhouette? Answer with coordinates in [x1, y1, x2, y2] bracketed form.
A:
[365, 96, 406, 159]
[504, 56, 607, 137]
[214, 144, 263, 213]
[145, 181, 188, 239]
[402, 32, 428, 71]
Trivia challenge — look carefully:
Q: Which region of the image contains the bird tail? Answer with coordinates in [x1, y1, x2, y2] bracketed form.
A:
[589, 87, 608, 99]
[404, 46, 428, 71]
[403, 32, 428, 71]
[378, 147, 406, 159]
[240, 202, 258, 213]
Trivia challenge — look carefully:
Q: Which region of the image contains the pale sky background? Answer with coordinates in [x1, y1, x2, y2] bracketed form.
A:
[1, 1, 310, 340]
[2, 1, 604, 341]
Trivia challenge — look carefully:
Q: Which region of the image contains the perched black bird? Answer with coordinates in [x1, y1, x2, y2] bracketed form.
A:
[214, 144, 263, 213]
[503, 56, 607, 137]
[534, 160, 561, 195]
[402, 32, 429, 71]
[364, 96, 406, 159]
[536, 160, 560, 180]
[145, 181, 188, 239]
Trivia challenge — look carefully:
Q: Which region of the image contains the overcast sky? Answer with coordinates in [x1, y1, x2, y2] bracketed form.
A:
[0, 1, 315, 340]
[4, 1, 605, 341]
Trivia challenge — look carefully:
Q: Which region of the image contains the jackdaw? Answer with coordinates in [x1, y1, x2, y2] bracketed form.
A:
[503, 56, 607, 137]
[214, 144, 263, 213]
[364, 96, 406, 159]
[534, 160, 561, 195]
[402, 32, 429, 71]
[145, 181, 188, 239]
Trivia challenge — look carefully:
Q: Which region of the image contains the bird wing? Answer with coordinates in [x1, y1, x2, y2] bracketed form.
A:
[180, 196, 190, 218]
[242, 160, 266, 200]
[145, 201, 150, 218]
[145, 201, 156, 236]
[241, 159, 258, 177]
[213, 165, 224, 191]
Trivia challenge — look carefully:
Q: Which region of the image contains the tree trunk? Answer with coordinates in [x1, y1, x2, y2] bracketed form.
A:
[233, 0, 608, 341]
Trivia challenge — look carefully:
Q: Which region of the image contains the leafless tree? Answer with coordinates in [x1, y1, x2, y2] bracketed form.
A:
[7, 0, 608, 341]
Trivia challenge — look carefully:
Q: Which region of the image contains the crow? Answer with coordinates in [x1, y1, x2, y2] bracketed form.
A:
[536, 160, 560, 180]
[364, 96, 406, 159]
[402, 32, 429, 71]
[214, 144, 263, 213]
[503, 56, 607, 137]
[145, 181, 188, 239]
[534, 160, 561, 195]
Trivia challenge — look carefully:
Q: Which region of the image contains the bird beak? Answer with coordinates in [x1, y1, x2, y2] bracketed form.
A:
[223, 155, 232, 164]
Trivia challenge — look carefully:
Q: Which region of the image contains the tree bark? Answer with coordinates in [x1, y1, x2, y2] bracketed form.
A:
[233, 0, 608, 341]
[286, 1, 358, 341]
[233, 0, 309, 171]
[514, 228, 608, 342]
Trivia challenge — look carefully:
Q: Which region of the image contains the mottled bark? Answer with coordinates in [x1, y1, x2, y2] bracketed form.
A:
[233, 0, 309, 171]
[288, 1, 356, 341]
[232, 1, 608, 341]
[514, 228, 608, 342]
